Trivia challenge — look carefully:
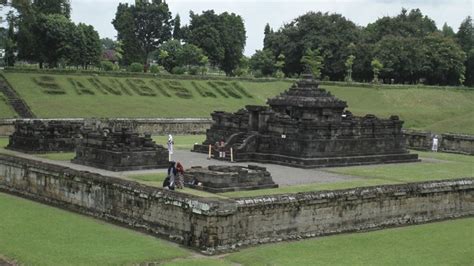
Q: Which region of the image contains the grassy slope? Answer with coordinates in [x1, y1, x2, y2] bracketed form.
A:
[0, 94, 16, 118]
[0, 192, 472, 265]
[3, 72, 474, 134]
[0, 193, 188, 265]
[2, 72, 287, 118]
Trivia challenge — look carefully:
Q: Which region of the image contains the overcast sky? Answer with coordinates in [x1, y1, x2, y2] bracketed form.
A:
[46, 0, 474, 56]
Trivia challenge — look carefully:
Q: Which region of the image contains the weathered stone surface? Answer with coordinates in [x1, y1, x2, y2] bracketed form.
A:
[194, 74, 419, 167]
[0, 154, 472, 254]
[404, 130, 474, 155]
[0, 118, 212, 137]
[6, 119, 83, 153]
[72, 127, 168, 171]
[184, 165, 278, 192]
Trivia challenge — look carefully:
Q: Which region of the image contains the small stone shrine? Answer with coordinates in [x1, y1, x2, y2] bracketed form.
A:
[193, 74, 419, 167]
[184, 165, 278, 193]
[7, 119, 83, 153]
[72, 127, 168, 171]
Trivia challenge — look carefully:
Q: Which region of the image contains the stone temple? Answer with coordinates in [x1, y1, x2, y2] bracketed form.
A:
[7, 119, 83, 153]
[184, 165, 278, 193]
[193, 74, 419, 167]
[72, 127, 169, 171]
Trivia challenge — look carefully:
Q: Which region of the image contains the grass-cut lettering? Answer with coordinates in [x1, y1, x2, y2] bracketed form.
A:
[110, 79, 133, 96]
[191, 81, 217, 98]
[149, 80, 172, 97]
[87, 78, 108, 95]
[232, 81, 253, 98]
[126, 79, 156, 96]
[68, 78, 95, 95]
[214, 81, 242, 99]
[32, 76, 66, 95]
[207, 81, 228, 98]
[92, 78, 122, 95]
[164, 80, 193, 99]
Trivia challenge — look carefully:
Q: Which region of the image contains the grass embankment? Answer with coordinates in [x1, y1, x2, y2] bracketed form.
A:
[0, 95, 16, 118]
[0, 192, 472, 265]
[2, 72, 474, 134]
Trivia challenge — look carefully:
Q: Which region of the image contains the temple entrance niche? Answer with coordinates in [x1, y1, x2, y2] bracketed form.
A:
[249, 110, 259, 131]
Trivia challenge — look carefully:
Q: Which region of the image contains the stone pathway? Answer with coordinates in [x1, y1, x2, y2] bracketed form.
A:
[1, 148, 436, 187]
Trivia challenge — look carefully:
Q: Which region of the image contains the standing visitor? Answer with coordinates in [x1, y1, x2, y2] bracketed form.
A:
[167, 134, 174, 161]
[432, 135, 439, 152]
[176, 162, 185, 189]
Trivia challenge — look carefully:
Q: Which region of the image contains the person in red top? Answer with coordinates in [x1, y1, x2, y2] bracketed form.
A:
[175, 162, 185, 189]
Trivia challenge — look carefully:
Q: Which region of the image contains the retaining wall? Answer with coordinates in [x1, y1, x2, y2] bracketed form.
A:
[0, 154, 472, 254]
[404, 130, 474, 155]
[0, 118, 212, 136]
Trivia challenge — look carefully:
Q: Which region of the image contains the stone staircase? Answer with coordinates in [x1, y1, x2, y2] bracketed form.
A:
[0, 77, 36, 118]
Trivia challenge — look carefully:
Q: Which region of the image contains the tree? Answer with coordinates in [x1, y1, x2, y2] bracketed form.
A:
[186, 10, 246, 76]
[371, 58, 383, 83]
[456, 16, 474, 52]
[35, 14, 76, 67]
[441, 22, 455, 38]
[421, 33, 466, 85]
[301, 48, 324, 79]
[76, 23, 101, 68]
[101, 37, 116, 50]
[250, 49, 275, 77]
[264, 12, 359, 79]
[32, 0, 71, 18]
[4, 12, 16, 66]
[112, 3, 143, 65]
[113, 0, 173, 70]
[177, 43, 206, 67]
[345, 55, 355, 82]
[173, 14, 182, 40]
[155, 39, 181, 72]
[456, 16, 474, 85]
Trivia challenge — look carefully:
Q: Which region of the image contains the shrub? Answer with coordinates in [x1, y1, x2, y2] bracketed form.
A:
[100, 61, 116, 72]
[188, 66, 200, 75]
[149, 65, 165, 74]
[129, 63, 144, 73]
[171, 66, 186, 75]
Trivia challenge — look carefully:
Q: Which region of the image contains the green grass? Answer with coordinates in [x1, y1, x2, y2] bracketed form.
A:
[36, 152, 75, 161]
[222, 151, 474, 198]
[0, 192, 189, 265]
[127, 172, 168, 182]
[152, 135, 205, 150]
[3, 72, 474, 134]
[1, 191, 472, 266]
[0, 95, 16, 118]
[0, 137, 7, 148]
[224, 218, 474, 266]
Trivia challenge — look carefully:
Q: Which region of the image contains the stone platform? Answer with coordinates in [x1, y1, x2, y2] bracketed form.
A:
[72, 128, 169, 171]
[184, 165, 278, 193]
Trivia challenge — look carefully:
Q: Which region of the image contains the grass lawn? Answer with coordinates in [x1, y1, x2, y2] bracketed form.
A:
[223, 218, 474, 266]
[0, 137, 7, 148]
[221, 151, 474, 198]
[0, 95, 16, 118]
[0, 192, 189, 265]
[2, 72, 474, 134]
[1, 191, 472, 266]
[37, 152, 75, 161]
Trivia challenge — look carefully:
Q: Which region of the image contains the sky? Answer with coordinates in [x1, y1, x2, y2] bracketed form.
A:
[16, 0, 474, 56]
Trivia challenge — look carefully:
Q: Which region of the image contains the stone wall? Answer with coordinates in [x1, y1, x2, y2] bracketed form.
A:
[0, 154, 472, 254]
[0, 118, 213, 136]
[404, 130, 474, 155]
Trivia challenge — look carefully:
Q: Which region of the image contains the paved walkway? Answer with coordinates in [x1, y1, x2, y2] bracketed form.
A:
[1, 148, 364, 186]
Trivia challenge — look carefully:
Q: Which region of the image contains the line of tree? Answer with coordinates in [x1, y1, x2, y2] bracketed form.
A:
[254, 9, 473, 86]
[112, 2, 246, 75]
[4, 0, 101, 69]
